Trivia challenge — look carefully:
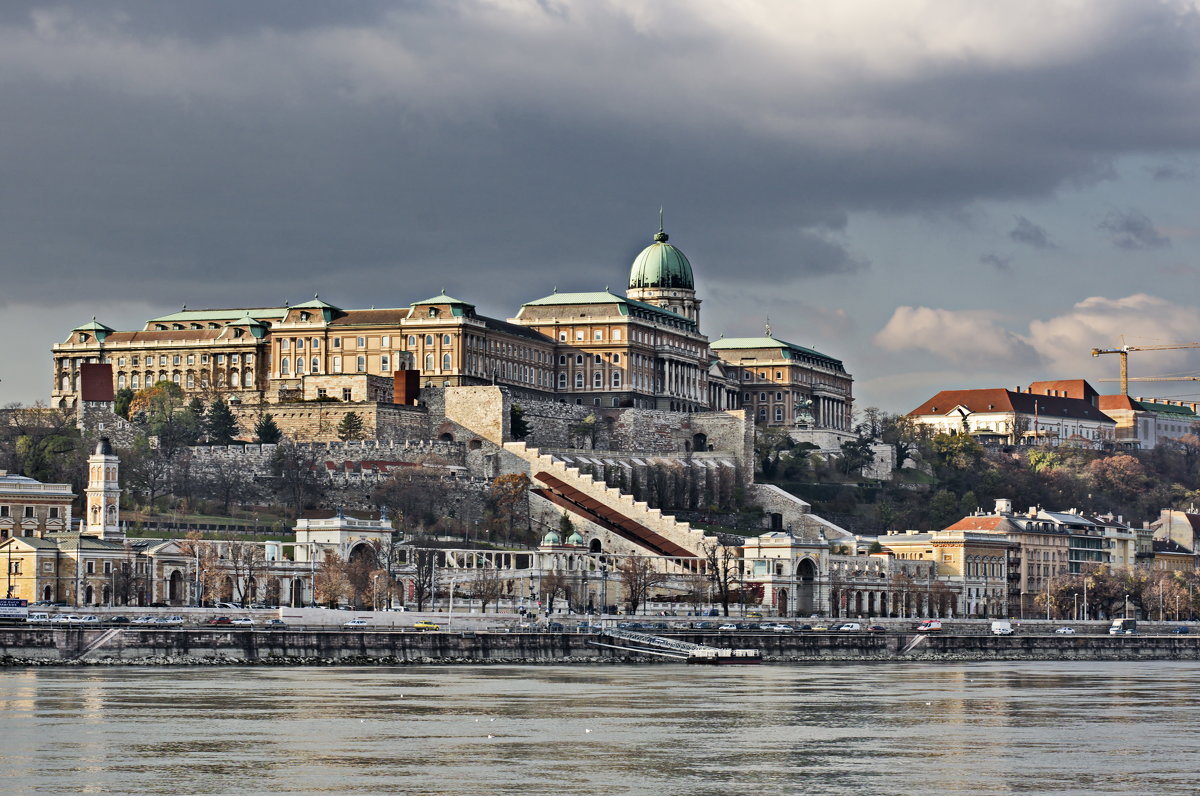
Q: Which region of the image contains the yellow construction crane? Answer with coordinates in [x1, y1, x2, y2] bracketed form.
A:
[1091, 343, 1200, 395]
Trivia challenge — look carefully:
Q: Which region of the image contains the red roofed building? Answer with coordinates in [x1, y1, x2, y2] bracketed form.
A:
[907, 381, 1115, 447]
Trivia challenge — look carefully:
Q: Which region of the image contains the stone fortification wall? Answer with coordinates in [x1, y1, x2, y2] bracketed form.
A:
[749, 484, 854, 540]
[542, 452, 743, 513]
[230, 401, 429, 443]
[77, 404, 140, 447]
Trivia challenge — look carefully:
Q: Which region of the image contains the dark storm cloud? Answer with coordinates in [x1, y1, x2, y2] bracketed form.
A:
[980, 253, 1012, 272]
[2, 0, 1200, 317]
[1145, 158, 1198, 181]
[1008, 216, 1054, 250]
[1099, 209, 1171, 250]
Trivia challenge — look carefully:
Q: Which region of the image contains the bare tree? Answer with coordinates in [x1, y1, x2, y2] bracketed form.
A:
[539, 570, 571, 614]
[411, 547, 437, 611]
[177, 532, 225, 606]
[227, 540, 266, 605]
[703, 536, 742, 617]
[269, 443, 324, 518]
[314, 549, 349, 607]
[615, 556, 668, 615]
[467, 566, 506, 613]
[199, 455, 253, 515]
[112, 544, 149, 607]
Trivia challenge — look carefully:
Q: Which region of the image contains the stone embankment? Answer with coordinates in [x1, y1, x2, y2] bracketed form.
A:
[2, 627, 1199, 666]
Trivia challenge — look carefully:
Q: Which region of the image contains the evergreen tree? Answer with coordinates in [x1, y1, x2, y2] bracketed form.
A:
[113, 388, 135, 419]
[255, 413, 283, 444]
[337, 411, 365, 441]
[510, 403, 530, 440]
[205, 397, 239, 445]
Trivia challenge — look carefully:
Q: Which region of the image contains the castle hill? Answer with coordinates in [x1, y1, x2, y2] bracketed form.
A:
[2, 220, 1200, 671]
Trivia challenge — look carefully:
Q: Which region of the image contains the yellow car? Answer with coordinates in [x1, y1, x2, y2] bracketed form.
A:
[413, 621, 441, 632]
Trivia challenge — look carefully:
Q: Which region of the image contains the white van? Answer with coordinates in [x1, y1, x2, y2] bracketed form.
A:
[916, 619, 942, 632]
[27, 612, 50, 623]
[837, 622, 862, 632]
[991, 620, 1014, 635]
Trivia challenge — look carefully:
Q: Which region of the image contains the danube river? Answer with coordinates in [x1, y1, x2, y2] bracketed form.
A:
[2, 661, 1197, 795]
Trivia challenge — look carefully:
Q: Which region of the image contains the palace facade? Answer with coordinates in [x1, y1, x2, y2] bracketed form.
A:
[52, 226, 853, 430]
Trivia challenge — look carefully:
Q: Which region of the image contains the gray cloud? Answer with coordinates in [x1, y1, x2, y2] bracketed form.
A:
[1098, 208, 1171, 250]
[980, 253, 1012, 272]
[1145, 158, 1197, 181]
[1008, 216, 1054, 249]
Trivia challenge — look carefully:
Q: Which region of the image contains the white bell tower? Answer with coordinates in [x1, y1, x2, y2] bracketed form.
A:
[85, 438, 123, 541]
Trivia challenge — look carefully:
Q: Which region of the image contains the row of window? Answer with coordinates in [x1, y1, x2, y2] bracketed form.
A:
[115, 353, 252, 367]
[0, 506, 62, 519]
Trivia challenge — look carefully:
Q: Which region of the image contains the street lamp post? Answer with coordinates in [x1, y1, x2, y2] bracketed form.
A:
[1124, 593, 1130, 619]
[373, 574, 380, 612]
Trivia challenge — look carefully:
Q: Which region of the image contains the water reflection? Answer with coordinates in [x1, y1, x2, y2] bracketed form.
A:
[0, 662, 1197, 794]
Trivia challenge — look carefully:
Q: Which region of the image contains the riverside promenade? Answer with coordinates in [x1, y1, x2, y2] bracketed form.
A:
[3, 623, 1199, 666]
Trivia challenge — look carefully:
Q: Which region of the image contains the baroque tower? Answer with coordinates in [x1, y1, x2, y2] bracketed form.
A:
[626, 216, 701, 325]
[85, 437, 123, 541]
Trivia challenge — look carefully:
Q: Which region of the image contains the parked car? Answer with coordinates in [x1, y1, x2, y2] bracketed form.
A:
[767, 623, 794, 633]
[546, 622, 565, 632]
[916, 619, 943, 632]
[78, 615, 100, 623]
[206, 616, 232, 626]
[51, 614, 79, 624]
[343, 618, 370, 628]
[811, 624, 830, 632]
[717, 624, 738, 631]
[867, 625, 887, 633]
[109, 616, 130, 624]
[695, 622, 717, 630]
[156, 616, 184, 626]
[1055, 626, 1076, 635]
[413, 620, 441, 631]
[747, 611, 764, 619]
[131, 616, 158, 625]
[796, 624, 814, 632]
[1170, 625, 1190, 634]
[265, 619, 288, 628]
[229, 617, 254, 626]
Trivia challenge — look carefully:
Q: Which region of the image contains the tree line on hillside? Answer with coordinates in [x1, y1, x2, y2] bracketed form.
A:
[757, 408, 1200, 532]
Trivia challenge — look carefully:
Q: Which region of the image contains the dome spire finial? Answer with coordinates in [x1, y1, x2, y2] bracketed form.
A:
[765, 317, 772, 338]
[654, 206, 668, 242]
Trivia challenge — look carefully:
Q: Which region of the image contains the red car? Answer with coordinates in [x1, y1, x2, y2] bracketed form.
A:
[206, 616, 232, 626]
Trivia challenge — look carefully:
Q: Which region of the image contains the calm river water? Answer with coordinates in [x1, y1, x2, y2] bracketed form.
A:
[2, 661, 1198, 795]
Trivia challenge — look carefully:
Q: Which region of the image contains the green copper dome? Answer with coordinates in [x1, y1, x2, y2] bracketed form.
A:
[628, 229, 694, 291]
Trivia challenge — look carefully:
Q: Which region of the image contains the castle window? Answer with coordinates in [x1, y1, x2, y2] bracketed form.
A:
[613, 329, 622, 341]
[594, 354, 602, 364]
[559, 331, 567, 341]
[49, 508, 59, 519]
[558, 374, 567, 389]
[424, 354, 433, 371]
[280, 339, 290, 351]
[594, 330, 603, 341]
[280, 359, 289, 375]
[342, 388, 352, 401]
[613, 354, 620, 364]
[558, 354, 566, 365]
[311, 357, 320, 373]
[296, 338, 304, 350]
[230, 371, 241, 388]
[24, 506, 34, 518]
[172, 373, 181, 386]
[131, 375, 140, 389]
[425, 335, 434, 346]
[407, 336, 416, 346]
[332, 356, 342, 373]
[300, 312, 310, 322]
[117, 374, 126, 389]
[356, 356, 366, 373]
[381, 336, 389, 347]
[317, 388, 327, 399]
[357, 337, 366, 348]
[428, 307, 439, 318]
[333, 338, 341, 349]
[593, 371, 603, 387]
[159, 355, 167, 366]
[443, 335, 452, 346]
[576, 331, 584, 341]
[295, 358, 304, 374]
[231, 354, 240, 364]
[186, 374, 195, 389]
[774, 407, 783, 422]
[131, 356, 139, 366]
[79, 333, 90, 342]
[380, 355, 390, 372]
[575, 354, 584, 365]
[612, 371, 622, 387]
[442, 353, 451, 370]
[0, 506, 8, 518]
[201, 354, 209, 364]
[575, 373, 584, 388]
[312, 339, 320, 350]
[186, 354, 195, 365]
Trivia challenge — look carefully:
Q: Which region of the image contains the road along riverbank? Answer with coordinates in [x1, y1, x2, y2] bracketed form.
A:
[2, 627, 1199, 666]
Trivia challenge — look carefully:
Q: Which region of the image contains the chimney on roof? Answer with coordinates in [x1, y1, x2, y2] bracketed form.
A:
[995, 498, 1013, 515]
[1014, 386, 1021, 393]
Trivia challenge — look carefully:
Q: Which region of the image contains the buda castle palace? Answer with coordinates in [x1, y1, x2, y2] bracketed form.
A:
[51, 224, 854, 433]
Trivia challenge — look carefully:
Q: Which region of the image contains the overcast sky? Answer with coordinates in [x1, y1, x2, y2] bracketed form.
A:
[4, 0, 1200, 415]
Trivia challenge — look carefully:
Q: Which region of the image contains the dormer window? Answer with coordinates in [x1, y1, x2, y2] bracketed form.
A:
[156, 324, 166, 331]
[173, 324, 184, 330]
[300, 312, 310, 322]
[191, 323, 202, 330]
[428, 307, 439, 318]
[79, 333, 90, 343]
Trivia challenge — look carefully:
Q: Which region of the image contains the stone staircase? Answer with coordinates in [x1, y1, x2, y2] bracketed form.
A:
[503, 441, 711, 558]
